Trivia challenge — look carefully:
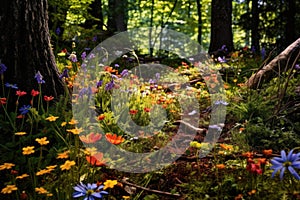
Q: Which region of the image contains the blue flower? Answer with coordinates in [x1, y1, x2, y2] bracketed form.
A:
[5, 83, 18, 89]
[35, 71, 45, 84]
[214, 100, 229, 106]
[270, 149, 300, 180]
[73, 182, 108, 200]
[19, 105, 31, 115]
[0, 63, 7, 74]
[59, 69, 69, 79]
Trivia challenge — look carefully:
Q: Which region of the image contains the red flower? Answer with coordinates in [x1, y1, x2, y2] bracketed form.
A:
[79, 132, 102, 144]
[144, 108, 150, 112]
[86, 152, 106, 166]
[105, 133, 125, 145]
[16, 90, 27, 96]
[44, 95, 54, 101]
[31, 89, 40, 97]
[0, 97, 6, 105]
[98, 114, 105, 120]
[129, 109, 138, 115]
[246, 158, 263, 175]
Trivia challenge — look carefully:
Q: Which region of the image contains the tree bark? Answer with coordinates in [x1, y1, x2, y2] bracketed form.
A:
[107, 0, 128, 34]
[246, 37, 300, 88]
[251, 0, 260, 52]
[0, 0, 66, 108]
[209, 0, 234, 54]
[196, 0, 202, 45]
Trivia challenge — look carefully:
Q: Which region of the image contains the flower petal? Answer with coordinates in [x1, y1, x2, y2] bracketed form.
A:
[288, 166, 300, 180]
[279, 167, 286, 180]
[281, 150, 287, 161]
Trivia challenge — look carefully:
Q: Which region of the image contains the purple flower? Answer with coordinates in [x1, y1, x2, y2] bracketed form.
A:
[89, 53, 95, 59]
[81, 52, 87, 60]
[69, 53, 78, 63]
[73, 182, 108, 200]
[114, 64, 120, 68]
[221, 45, 227, 51]
[155, 73, 160, 80]
[295, 64, 300, 70]
[35, 71, 45, 84]
[55, 27, 61, 35]
[59, 69, 69, 79]
[251, 46, 256, 53]
[5, 83, 18, 89]
[105, 80, 115, 91]
[97, 80, 103, 88]
[270, 149, 300, 180]
[217, 56, 226, 63]
[261, 47, 266, 60]
[92, 36, 97, 42]
[120, 69, 129, 77]
[214, 100, 229, 106]
[19, 105, 31, 115]
[0, 63, 7, 74]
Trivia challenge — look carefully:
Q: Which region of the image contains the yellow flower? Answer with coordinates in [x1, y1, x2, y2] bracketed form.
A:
[16, 174, 29, 179]
[56, 151, 69, 159]
[15, 132, 27, 136]
[60, 160, 76, 171]
[61, 122, 67, 127]
[45, 115, 59, 122]
[67, 127, 83, 135]
[0, 163, 15, 170]
[46, 165, 57, 170]
[36, 169, 51, 176]
[22, 146, 35, 155]
[1, 185, 17, 194]
[103, 180, 118, 190]
[84, 147, 98, 156]
[35, 187, 48, 194]
[123, 196, 130, 200]
[35, 137, 49, 146]
[68, 118, 78, 125]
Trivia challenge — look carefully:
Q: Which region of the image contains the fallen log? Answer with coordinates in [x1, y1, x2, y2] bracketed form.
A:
[246, 38, 300, 88]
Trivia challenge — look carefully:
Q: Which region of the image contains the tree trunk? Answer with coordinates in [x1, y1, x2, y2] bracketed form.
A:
[107, 0, 128, 34]
[246, 37, 300, 88]
[196, 0, 202, 45]
[251, 0, 260, 53]
[0, 0, 66, 108]
[209, 0, 234, 54]
[84, 0, 104, 30]
[285, 0, 296, 47]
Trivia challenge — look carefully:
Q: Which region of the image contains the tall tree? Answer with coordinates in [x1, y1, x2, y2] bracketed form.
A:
[0, 0, 66, 108]
[251, 0, 260, 52]
[196, 0, 202, 45]
[107, 0, 128, 34]
[84, 0, 104, 30]
[285, 0, 296, 47]
[209, 0, 234, 54]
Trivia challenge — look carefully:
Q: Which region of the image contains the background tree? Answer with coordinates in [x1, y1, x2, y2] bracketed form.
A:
[107, 0, 128, 34]
[0, 0, 66, 108]
[209, 0, 234, 54]
[251, 0, 260, 52]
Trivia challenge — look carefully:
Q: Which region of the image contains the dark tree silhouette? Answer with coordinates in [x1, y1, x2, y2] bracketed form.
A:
[107, 0, 128, 34]
[209, 0, 234, 54]
[0, 0, 66, 108]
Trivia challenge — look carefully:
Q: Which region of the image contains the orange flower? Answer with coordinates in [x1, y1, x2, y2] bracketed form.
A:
[216, 164, 225, 169]
[219, 143, 233, 151]
[104, 66, 117, 73]
[44, 96, 54, 101]
[105, 133, 125, 145]
[86, 152, 106, 166]
[129, 109, 138, 115]
[79, 132, 102, 143]
[256, 158, 267, 165]
[98, 114, 105, 120]
[262, 149, 273, 156]
[242, 152, 253, 158]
